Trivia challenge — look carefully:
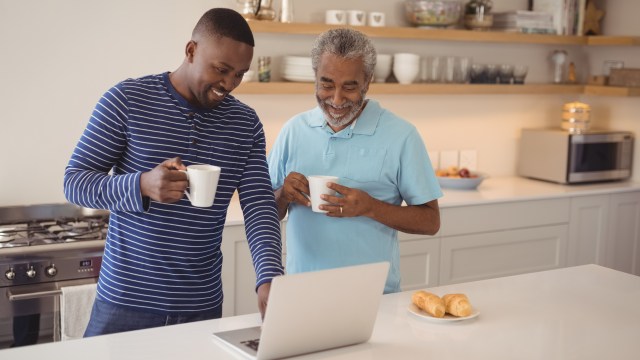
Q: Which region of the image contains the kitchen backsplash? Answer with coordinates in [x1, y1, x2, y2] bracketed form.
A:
[1, 0, 639, 206]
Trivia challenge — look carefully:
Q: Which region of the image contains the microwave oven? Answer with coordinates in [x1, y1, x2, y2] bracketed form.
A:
[518, 128, 634, 184]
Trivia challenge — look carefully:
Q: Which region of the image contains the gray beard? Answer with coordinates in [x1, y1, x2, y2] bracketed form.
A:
[317, 95, 365, 129]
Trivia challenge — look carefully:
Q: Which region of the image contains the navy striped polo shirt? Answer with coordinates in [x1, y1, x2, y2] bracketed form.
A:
[64, 72, 283, 314]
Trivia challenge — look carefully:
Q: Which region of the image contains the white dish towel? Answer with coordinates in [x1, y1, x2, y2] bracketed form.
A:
[60, 283, 97, 341]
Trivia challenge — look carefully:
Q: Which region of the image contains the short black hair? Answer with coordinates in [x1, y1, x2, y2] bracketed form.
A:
[192, 8, 255, 47]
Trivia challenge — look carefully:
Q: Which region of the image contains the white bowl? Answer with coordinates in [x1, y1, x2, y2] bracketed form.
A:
[437, 172, 486, 190]
[375, 54, 393, 83]
[393, 53, 421, 84]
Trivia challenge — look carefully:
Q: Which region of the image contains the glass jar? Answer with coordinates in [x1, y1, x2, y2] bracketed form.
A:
[258, 56, 271, 83]
[464, 0, 493, 31]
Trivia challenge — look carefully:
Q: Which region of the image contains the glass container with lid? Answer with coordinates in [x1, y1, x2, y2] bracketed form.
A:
[464, 0, 493, 31]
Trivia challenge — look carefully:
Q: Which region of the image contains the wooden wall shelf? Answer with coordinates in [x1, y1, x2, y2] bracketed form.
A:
[250, 22, 640, 47]
[236, 82, 639, 97]
[584, 85, 640, 96]
[587, 36, 640, 46]
[242, 22, 639, 97]
[249, 22, 585, 45]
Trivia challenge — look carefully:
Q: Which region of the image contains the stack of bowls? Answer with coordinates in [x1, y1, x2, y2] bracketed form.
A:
[393, 53, 421, 84]
[374, 54, 393, 83]
[282, 56, 315, 82]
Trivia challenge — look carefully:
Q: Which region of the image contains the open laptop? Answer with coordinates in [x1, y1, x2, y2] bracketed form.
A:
[212, 261, 389, 360]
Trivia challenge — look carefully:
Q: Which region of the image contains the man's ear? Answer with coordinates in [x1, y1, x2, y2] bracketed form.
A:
[185, 40, 197, 62]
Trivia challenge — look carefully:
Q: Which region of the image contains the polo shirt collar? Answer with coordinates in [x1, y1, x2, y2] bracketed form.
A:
[307, 99, 382, 136]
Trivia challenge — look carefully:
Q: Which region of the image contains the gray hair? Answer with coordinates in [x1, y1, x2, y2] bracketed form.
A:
[311, 28, 377, 85]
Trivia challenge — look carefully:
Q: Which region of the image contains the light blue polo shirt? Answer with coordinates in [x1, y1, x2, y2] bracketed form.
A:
[268, 99, 442, 293]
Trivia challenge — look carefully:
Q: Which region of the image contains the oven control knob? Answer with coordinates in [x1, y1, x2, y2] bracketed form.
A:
[45, 265, 58, 277]
[26, 266, 36, 278]
[5, 268, 15, 281]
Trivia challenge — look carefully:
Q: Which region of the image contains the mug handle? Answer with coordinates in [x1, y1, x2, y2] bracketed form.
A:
[178, 170, 192, 202]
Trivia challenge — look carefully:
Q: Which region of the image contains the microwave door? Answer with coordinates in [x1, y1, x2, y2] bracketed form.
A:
[570, 142, 619, 173]
[568, 134, 633, 183]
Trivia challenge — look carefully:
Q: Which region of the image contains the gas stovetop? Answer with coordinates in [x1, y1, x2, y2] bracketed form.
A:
[0, 204, 109, 286]
[0, 204, 109, 249]
[0, 217, 108, 248]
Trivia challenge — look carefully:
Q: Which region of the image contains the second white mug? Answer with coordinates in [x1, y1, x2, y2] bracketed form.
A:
[307, 175, 339, 213]
[181, 164, 221, 207]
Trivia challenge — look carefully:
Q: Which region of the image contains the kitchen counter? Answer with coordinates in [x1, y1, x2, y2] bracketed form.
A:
[2, 264, 639, 359]
[226, 176, 640, 224]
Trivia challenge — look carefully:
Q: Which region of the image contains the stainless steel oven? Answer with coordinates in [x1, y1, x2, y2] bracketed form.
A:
[0, 204, 108, 348]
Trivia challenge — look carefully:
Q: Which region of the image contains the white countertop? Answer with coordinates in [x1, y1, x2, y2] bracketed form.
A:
[225, 177, 640, 224]
[3, 264, 639, 359]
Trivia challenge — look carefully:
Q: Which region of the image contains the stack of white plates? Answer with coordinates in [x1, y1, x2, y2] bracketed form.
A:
[282, 56, 315, 82]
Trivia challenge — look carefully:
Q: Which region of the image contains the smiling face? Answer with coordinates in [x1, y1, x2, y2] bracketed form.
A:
[182, 35, 253, 109]
[315, 53, 370, 132]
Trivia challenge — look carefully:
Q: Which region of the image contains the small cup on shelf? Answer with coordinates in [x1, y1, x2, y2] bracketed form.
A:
[485, 64, 499, 84]
[498, 64, 514, 84]
[456, 57, 473, 83]
[442, 56, 457, 83]
[325, 10, 347, 25]
[513, 65, 529, 84]
[368, 11, 386, 27]
[424, 56, 445, 83]
[469, 63, 486, 84]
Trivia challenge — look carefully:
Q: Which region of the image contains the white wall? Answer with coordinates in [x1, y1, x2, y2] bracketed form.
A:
[1, 0, 639, 206]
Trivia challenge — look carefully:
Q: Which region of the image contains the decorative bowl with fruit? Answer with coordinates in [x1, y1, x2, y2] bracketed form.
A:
[435, 166, 486, 190]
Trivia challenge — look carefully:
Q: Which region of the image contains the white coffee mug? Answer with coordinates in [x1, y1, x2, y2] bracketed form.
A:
[368, 12, 386, 27]
[180, 164, 221, 207]
[347, 10, 366, 26]
[307, 175, 339, 213]
[325, 10, 347, 25]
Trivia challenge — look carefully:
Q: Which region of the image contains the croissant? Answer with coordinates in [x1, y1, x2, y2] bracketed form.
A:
[412, 290, 445, 318]
[442, 293, 472, 317]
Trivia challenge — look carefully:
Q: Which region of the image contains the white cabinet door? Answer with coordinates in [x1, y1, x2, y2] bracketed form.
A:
[221, 222, 287, 317]
[606, 191, 640, 276]
[439, 225, 569, 285]
[398, 233, 440, 291]
[220, 225, 257, 317]
[568, 195, 609, 267]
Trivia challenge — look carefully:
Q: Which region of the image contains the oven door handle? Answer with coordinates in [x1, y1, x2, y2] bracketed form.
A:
[7, 289, 62, 301]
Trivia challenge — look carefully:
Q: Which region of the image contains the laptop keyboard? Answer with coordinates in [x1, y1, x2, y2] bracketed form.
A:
[241, 338, 260, 351]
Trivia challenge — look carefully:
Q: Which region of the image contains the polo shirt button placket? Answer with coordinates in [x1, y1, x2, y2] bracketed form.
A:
[187, 112, 197, 158]
[325, 136, 336, 159]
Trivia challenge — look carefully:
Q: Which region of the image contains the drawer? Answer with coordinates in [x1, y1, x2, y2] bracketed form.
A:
[440, 198, 570, 236]
[439, 224, 569, 284]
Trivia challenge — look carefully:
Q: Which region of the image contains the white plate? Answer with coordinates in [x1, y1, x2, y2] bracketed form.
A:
[282, 74, 315, 82]
[282, 69, 314, 77]
[407, 304, 480, 323]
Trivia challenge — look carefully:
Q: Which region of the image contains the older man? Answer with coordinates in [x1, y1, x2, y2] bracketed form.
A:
[268, 28, 442, 293]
